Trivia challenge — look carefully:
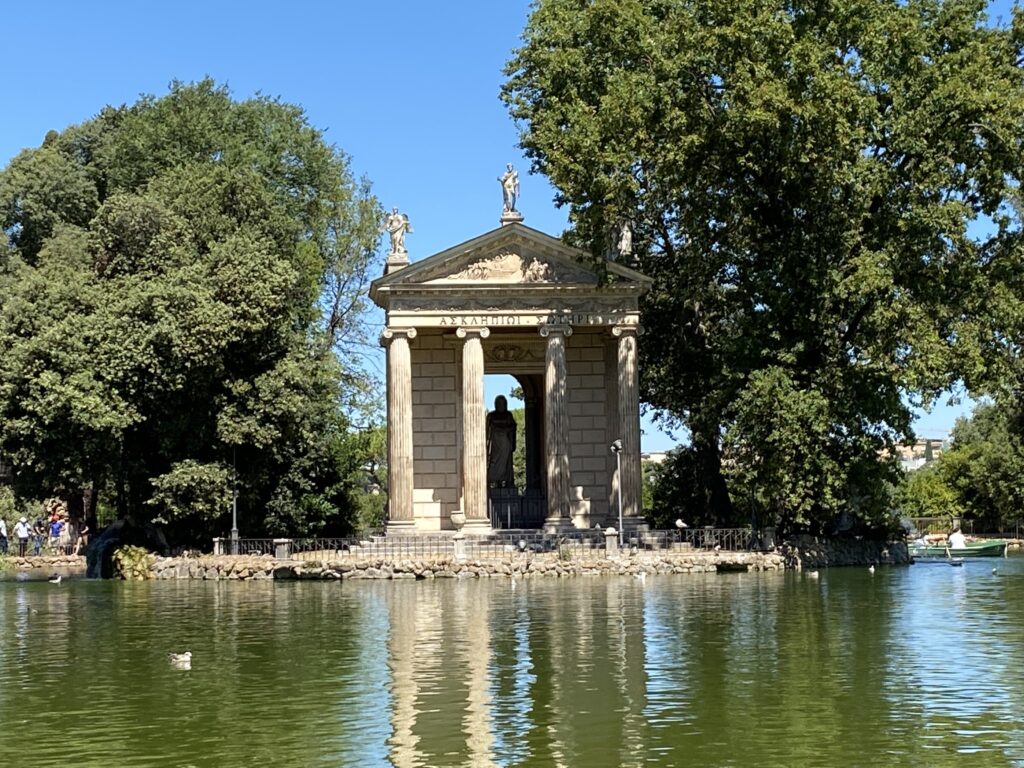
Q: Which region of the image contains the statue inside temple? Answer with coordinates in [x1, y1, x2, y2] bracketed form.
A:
[486, 395, 517, 488]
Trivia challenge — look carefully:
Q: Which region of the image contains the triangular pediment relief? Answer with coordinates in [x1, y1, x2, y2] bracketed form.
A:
[426, 247, 597, 285]
[370, 223, 651, 308]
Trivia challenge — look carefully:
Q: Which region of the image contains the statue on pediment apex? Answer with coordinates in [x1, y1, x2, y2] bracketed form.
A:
[499, 163, 520, 213]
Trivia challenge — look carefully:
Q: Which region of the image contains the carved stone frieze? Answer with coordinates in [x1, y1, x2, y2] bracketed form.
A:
[484, 343, 544, 364]
[389, 295, 635, 314]
[441, 249, 594, 284]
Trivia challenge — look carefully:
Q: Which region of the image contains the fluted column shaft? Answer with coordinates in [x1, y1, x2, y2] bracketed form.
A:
[383, 328, 416, 529]
[542, 325, 573, 524]
[613, 326, 642, 518]
[458, 327, 490, 529]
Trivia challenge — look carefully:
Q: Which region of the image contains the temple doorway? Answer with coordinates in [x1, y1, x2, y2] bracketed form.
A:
[484, 372, 546, 529]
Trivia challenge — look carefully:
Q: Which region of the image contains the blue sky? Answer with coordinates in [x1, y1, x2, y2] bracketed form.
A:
[2, 0, 1013, 449]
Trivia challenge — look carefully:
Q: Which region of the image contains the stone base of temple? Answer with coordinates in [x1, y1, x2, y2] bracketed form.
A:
[386, 519, 418, 536]
[616, 518, 651, 541]
[460, 519, 494, 536]
[543, 518, 580, 535]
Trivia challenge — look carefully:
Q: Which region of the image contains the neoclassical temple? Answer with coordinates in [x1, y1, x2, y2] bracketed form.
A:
[371, 192, 651, 535]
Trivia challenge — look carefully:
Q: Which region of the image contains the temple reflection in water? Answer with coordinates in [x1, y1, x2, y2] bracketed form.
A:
[382, 578, 656, 768]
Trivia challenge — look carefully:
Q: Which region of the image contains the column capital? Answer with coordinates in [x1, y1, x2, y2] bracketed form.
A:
[539, 325, 573, 338]
[611, 325, 644, 338]
[380, 327, 417, 346]
[456, 327, 490, 340]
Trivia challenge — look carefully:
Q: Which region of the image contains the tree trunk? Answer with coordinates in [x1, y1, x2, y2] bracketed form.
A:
[693, 425, 733, 526]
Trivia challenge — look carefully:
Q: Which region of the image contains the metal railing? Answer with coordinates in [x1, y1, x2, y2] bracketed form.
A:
[291, 537, 358, 561]
[4, 542, 81, 557]
[230, 538, 277, 556]
[637, 528, 758, 552]
[910, 518, 1024, 539]
[488, 493, 547, 530]
[219, 526, 765, 561]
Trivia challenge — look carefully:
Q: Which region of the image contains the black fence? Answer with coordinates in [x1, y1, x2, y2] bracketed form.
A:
[220, 525, 766, 561]
[488, 493, 547, 530]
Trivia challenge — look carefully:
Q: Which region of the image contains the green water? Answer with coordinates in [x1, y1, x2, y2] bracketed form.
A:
[2, 558, 1023, 767]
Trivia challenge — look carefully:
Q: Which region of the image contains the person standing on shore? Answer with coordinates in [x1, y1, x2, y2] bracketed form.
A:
[0, 516, 7, 555]
[31, 517, 45, 555]
[13, 517, 30, 557]
[48, 516, 64, 554]
[73, 521, 90, 556]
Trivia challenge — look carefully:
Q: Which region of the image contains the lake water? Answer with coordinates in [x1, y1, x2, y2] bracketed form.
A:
[1, 557, 1023, 767]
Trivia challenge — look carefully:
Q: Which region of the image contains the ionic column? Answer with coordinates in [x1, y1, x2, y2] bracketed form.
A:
[382, 327, 417, 531]
[541, 325, 572, 526]
[457, 327, 491, 531]
[613, 326, 642, 518]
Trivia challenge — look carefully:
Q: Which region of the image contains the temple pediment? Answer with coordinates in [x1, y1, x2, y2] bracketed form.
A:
[370, 223, 651, 309]
[431, 248, 596, 285]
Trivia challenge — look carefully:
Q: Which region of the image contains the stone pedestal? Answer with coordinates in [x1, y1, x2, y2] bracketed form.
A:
[453, 532, 467, 561]
[274, 538, 293, 560]
[605, 527, 619, 556]
[384, 251, 410, 275]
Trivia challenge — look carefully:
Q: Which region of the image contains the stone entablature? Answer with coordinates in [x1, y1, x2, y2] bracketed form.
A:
[371, 221, 652, 535]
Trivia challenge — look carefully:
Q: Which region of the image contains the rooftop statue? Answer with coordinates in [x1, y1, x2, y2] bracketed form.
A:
[615, 220, 633, 261]
[383, 207, 413, 255]
[499, 163, 520, 214]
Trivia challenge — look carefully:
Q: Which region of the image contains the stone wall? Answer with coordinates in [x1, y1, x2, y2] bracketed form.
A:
[6, 555, 86, 571]
[131, 550, 788, 581]
[2, 540, 909, 580]
[565, 329, 612, 523]
[410, 330, 459, 529]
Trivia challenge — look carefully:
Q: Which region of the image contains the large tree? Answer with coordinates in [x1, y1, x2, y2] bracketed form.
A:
[0, 80, 382, 543]
[940, 400, 1024, 530]
[503, 0, 1024, 532]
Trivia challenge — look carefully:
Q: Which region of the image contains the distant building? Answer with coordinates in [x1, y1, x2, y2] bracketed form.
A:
[641, 451, 670, 465]
[893, 438, 945, 472]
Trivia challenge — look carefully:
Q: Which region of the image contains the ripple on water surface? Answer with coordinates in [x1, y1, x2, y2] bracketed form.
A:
[1, 559, 1024, 767]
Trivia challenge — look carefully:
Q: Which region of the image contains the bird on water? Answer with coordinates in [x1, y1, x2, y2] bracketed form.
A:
[48, 574, 62, 584]
[169, 651, 192, 669]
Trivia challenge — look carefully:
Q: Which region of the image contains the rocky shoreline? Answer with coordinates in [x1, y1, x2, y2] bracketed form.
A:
[111, 538, 908, 581]
[5, 555, 87, 572]
[1, 539, 911, 580]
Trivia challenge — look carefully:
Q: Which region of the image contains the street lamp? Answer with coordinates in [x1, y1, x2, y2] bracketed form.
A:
[610, 439, 623, 546]
[230, 446, 239, 555]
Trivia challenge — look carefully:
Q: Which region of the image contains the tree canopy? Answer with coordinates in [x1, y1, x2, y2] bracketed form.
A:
[504, 0, 1024, 532]
[939, 400, 1024, 530]
[0, 80, 383, 543]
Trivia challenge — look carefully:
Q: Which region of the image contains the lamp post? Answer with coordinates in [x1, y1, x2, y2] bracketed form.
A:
[230, 446, 239, 555]
[610, 439, 623, 546]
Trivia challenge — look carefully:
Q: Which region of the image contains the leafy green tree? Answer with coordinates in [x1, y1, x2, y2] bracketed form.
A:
[645, 446, 719, 527]
[503, 0, 1024, 532]
[511, 406, 527, 491]
[940, 401, 1024, 531]
[892, 463, 960, 522]
[0, 80, 382, 544]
